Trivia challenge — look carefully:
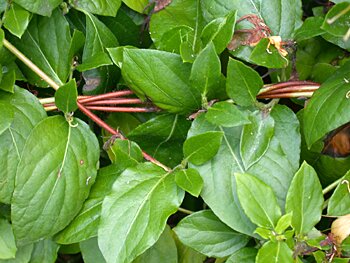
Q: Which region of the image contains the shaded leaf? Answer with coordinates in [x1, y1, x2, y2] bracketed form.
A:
[3, 3, 31, 38]
[174, 168, 203, 197]
[13, 0, 61, 16]
[0, 70, 15, 93]
[226, 247, 258, 263]
[0, 219, 16, 259]
[328, 170, 350, 216]
[295, 17, 325, 42]
[54, 79, 78, 114]
[0, 244, 33, 263]
[76, 52, 113, 72]
[80, 237, 106, 263]
[30, 240, 59, 263]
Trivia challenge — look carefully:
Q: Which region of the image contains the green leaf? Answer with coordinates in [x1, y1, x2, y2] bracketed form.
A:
[3, 3, 31, 38]
[122, 0, 148, 13]
[106, 138, 143, 164]
[0, 244, 33, 263]
[69, 30, 86, 59]
[226, 58, 263, 106]
[30, 240, 59, 263]
[0, 102, 14, 136]
[328, 170, 350, 216]
[174, 210, 249, 258]
[0, 69, 15, 93]
[55, 161, 137, 244]
[173, 233, 206, 263]
[0, 87, 47, 204]
[322, 3, 350, 37]
[190, 42, 221, 98]
[76, 52, 113, 72]
[12, 116, 100, 245]
[71, 0, 121, 16]
[295, 17, 325, 42]
[201, 11, 237, 54]
[226, 247, 257, 263]
[205, 102, 250, 127]
[255, 227, 273, 239]
[174, 168, 203, 197]
[98, 163, 184, 263]
[236, 173, 281, 228]
[54, 79, 78, 114]
[303, 60, 350, 148]
[13, 0, 61, 16]
[122, 49, 201, 114]
[250, 39, 289, 69]
[285, 162, 324, 235]
[0, 219, 16, 259]
[133, 226, 178, 263]
[9, 9, 72, 87]
[80, 238, 106, 263]
[256, 241, 293, 263]
[240, 111, 275, 169]
[184, 131, 223, 165]
[275, 213, 292, 234]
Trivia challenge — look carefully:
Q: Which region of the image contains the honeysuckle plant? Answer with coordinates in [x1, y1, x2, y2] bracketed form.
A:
[0, 0, 350, 263]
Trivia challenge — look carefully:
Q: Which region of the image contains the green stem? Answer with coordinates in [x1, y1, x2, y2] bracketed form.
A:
[322, 178, 342, 195]
[178, 207, 194, 215]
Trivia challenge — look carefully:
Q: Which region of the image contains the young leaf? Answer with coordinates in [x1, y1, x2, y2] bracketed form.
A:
[98, 162, 184, 263]
[12, 116, 100, 245]
[174, 168, 203, 197]
[255, 227, 273, 240]
[226, 58, 263, 106]
[0, 219, 17, 259]
[30, 239, 59, 263]
[54, 79, 78, 114]
[285, 162, 324, 235]
[13, 0, 61, 16]
[183, 131, 224, 165]
[3, 3, 31, 38]
[275, 213, 293, 234]
[71, 0, 121, 16]
[190, 42, 221, 98]
[174, 210, 249, 258]
[205, 102, 251, 127]
[256, 241, 293, 263]
[235, 173, 281, 228]
[240, 111, 275, 169]
[226, 247, 257, 263]
[328, 170, 350, 216]
[80, 237, 106, 263]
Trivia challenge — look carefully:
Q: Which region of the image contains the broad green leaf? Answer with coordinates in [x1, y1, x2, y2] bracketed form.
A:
[0, 102, 14, 135]
[190, 42, 221, 98]
[250, 39, 289, 69]
[183, 131, 223, 165]
[328, 170, 350, 216]
[106, 139, 143, 164]
[69, 30, 86, 59]
[201, 11, 237, 54]
[0, 219, 16, 259]
[226, 58, 263, 106]
[174, 168, 203, 197]
[122, 49, 201, 114]
[9, 9, 71, 87]
[303, 61, 350, 148]
[122, 0, 148, 13]
[236, 173, 281, 228]
[30, 240, 59, 263]
[254, 227, 273, 239]
[174, 210, 249, 258]
[0, 70, 15, 93]
[275, 213, 292, 234]
[13, 0, 61, 16]
[58, 243, 81, 255]
[80, 238, 106, 263]
[55, 160, 138, 244]
[226, 247, 257, 263]
[0, 244, 33, 263]
[256, 241, 293, 263]
[322, 3, 350, 37]
[76, 52, 113, 72]
[12, 116, 100, 245]
[157, 26, 193, 55]
[128, 114, 190, 167]
[98, 163, 184, 263]
[205, 102, 250, 127]
[240, 111, 275, 169]
[3, 3, 31, 38]
[133, 226, 178, 263]
[173, 234, 206, 263]
[295, 17, 325, 42]
[285, 162, 323, 235]
[71, 0, 121, 16]
[54, 79, 78, 114]
[0, 87, 47, 204]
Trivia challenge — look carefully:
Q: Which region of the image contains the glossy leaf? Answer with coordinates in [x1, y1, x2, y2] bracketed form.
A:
[236, 173, 281, 228]
[173, 234, 206, 263]
[256, 241, 293, 263]
[30, 240, 59, 263]
[0, 87, 47, 204]
[12, 116, 100, 245]
[303, 61, 350, 148]
[285, 162, 324, 235]
[294, 17, 325, 42]
[3, 3, 31, 38]
[98, 162, 184, 263]
[206, 102, 250, 128]
[174, 168, 203, 197]
[0, 219, 16, 259]
[0, 244, 33, 263]
[183, 131, 223, 165]
[13, 0, 61, 16]
[0, 102, 14, 136]
[121, 49, 201, 114]
[328, 170, 350, 216]
[76, 52, 113, 72]
[0, 69, 15, 93]
[275, 213, 292, 234]
[71, 0, 121, 16]
[174, 210, 249, 258]
[9, 9, 72, 87]
[322, 3, 350, 37]
[106, 138, 143, 164]
[54, 79, 78, 114]
[80, 238, 106, 263]
[240, 111, 275, 169]
[122, 0, 148, 13]
[226, 58, 263, 106]
[226, 247, 258, 263]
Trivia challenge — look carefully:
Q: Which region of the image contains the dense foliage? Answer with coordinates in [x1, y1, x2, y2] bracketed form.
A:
[0, 0, 350, 262]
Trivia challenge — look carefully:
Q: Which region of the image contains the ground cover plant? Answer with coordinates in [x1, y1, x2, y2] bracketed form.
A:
[0, 0, 350, 262]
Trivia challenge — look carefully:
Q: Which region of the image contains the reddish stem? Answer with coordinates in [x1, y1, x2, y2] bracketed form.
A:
[78, 90, 134, 104]
[259, 81, 319, 94]
[85, 106, 157, 112]
[84, 98, 143, 105]
[260, 86, 319, 95]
